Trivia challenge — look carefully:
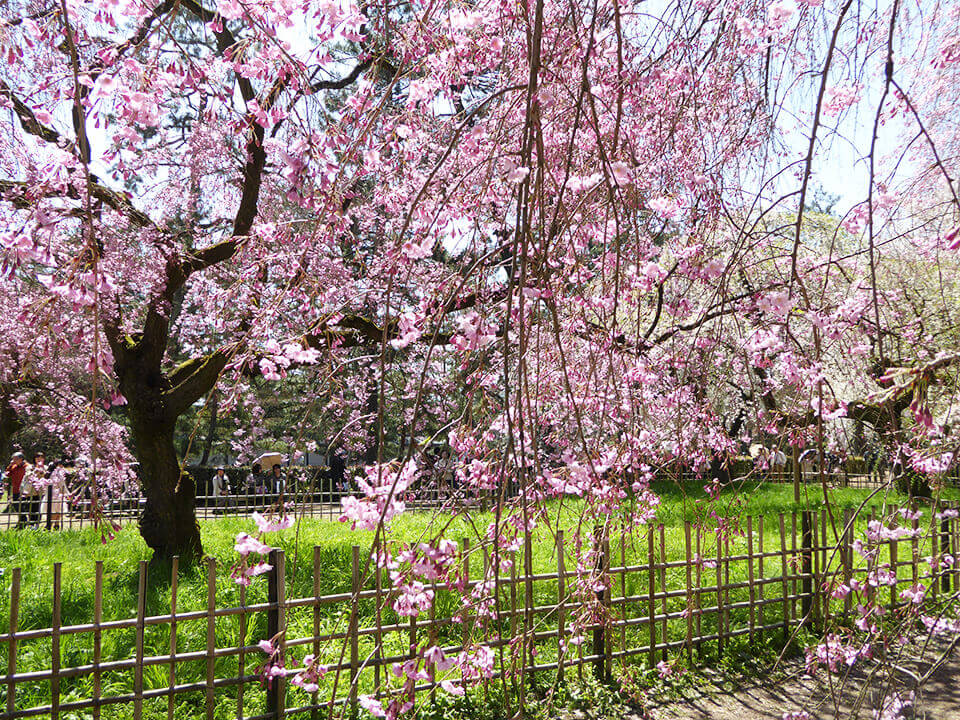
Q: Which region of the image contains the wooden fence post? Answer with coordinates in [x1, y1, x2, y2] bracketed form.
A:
[619, 533, 627, 671]
[603, 531, 612, 680]
[801, 511, 813, 623]
[134, 560, 147, 720]
[592, 525, 606, 682]
[51, 562, 61, 720]
[746, 516, 756, 643]
[889, 528, 898, 612]
[778, 514, 789, 640]
[647, 527, 656, 669]
[523, 528, 536, 681]
[715, 530, 723, 656]
[237, 580, 247, 720]
[267, 549, 287, 719]
[842, 509, 853, 619]
[205, 558, 217, 720]
[349, 546, 360, 716]
[821, 510, 828, 611]
[658, 525, 667, 663]
[510, 549, 520, 677]
[312, 547, 322, 720]
[46, 486, 53, 531]
[93, 561, 102, 720]
[462, 536, 471, 650]
[169, 556, 179, 720]
[374, 554, 385, 699]
[683, 521, 693, 664]
[811, 510, 820, 623]
[557, 530, 566, 684]
[940, 512, 952, 592]
[695, 524, 703, 653]
[791, 512, 799, 621]
[723, 533, 731, 640]
[6, 567, 19, 716]
[758, 516, 766, 630]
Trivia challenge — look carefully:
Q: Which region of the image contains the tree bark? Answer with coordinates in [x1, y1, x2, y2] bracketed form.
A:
[200, 391, 219, 466]
[0, 392, 21, 462]
[127, 403, 203, 563]
[112, 343, 226, 564]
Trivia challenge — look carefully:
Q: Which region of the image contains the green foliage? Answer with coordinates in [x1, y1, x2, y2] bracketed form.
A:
[0, 483, 954, 718]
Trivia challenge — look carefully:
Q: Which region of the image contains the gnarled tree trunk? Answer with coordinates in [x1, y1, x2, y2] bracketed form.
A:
[113, 338, 228, 564]
[128, 410, 203, 562]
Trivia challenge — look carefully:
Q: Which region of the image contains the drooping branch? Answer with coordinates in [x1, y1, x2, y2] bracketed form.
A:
[788, 0, 854, 296]
[89, 0, 179, 75]
[0, 179, 153, 227]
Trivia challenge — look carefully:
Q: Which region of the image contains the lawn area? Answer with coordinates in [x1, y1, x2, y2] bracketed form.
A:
[0, 480, 955, 719]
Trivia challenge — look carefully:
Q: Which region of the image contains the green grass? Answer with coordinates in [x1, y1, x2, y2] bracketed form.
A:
[0, 481, 955, 719]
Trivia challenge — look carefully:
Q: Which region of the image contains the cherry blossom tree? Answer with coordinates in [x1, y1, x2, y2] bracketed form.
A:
[3, 2, 960, 714]
[3, 1, 960, 720]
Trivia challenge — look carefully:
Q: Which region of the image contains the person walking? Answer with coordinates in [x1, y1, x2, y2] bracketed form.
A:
[212, 467, 229, 514]
[4, 452, 27, 529]
[40, 459, 70, 530]
[23, 452, 46, 527]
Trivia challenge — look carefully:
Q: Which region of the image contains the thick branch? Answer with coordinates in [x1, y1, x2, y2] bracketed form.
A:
[93, 0, 178, 73]
[0, 179, 153, 227]
[310, 57, 373, 93]
[0, 79, 65, 145]
[163, 346, 236, 419]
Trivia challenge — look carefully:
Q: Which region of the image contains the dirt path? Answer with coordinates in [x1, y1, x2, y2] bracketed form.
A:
[646, 639, 960, 720]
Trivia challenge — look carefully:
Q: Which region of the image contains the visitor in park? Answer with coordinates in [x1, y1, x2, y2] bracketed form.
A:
[244, 463, 259, 498]
[3, 451, 27, 529]
[270, 464, 285, 499]
[212, 467, 228, 514]
[247, 462, 266, 508]
[770, 446, 788, 481]
[19, 452, 45, 527]
[46, 461, 69, 530]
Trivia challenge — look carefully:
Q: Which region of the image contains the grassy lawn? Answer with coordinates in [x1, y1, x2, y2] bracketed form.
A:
[0, 480, 955, 719]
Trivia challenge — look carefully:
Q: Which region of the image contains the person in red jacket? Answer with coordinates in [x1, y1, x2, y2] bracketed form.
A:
[4, 452, 27, 528]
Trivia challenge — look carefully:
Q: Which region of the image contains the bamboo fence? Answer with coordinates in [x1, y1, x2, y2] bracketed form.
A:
[0, 508, 957, 719]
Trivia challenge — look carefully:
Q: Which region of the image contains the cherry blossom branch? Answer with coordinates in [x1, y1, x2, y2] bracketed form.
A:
[789, 0, 854, 299]
[0, 179, 153, 228]
[164, 346, 238, 418]
[0, 78, 64, 145]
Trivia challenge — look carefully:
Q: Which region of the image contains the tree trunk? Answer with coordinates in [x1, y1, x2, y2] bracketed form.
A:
[129, 413, 204, 562]
[121, 366, 205, 563]
[363, 383, 380, 464]
[876, 411, 932, 498]
[0, 393, 20, 463]
[893, 461, 932, 498]
[200, 391, 219, 466]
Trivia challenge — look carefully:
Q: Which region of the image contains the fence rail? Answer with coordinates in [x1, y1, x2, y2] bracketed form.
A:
[1, 465, 938, 532]
[0, 508, 957, 719]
